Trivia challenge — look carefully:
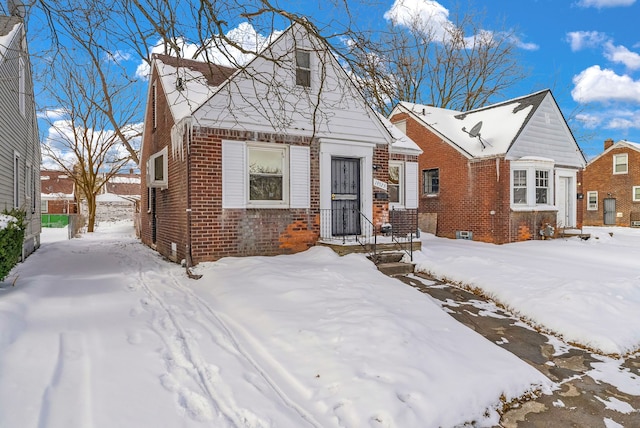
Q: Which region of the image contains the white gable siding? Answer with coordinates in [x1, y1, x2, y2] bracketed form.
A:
[221, 140, 246, 208]
[405, 162, 418, 209]
[194, 25, 390, 147]
[506, 95, 585, 168]
[289, 146, 310, 208]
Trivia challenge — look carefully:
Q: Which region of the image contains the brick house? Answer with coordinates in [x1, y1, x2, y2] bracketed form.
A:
[583, 139, 640, 227]
[389, 89, 587, 243]
[40, 170, 78, 215]
[139, 23, 421, 264]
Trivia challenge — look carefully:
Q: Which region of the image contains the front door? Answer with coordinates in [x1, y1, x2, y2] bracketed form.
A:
[557, 177, 573, 227]
[603, 198, 616, 225]
[331, 157, 360, 236]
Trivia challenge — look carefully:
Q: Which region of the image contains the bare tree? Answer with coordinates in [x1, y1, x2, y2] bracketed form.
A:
[41, 58, 135, 232]
[348, 4, 528, 115]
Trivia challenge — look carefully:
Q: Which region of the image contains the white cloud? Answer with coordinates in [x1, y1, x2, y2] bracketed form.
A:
[576, 109, 640, 131]
[384, 0, 536, 51]
[566, 31, 609, 51]
[576, 0, 635, 8]
[603, 42, 640, 70]
[106, 50, 132, 63]
[384, 0, 451, 40]
[37, 107, 67, 120]
[136, 22, 276, 80]
[572, 65, 640, 103]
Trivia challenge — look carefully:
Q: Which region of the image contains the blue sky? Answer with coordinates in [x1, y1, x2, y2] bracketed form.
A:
[278, 0, 640, 158]
[29, 0, 640, 162]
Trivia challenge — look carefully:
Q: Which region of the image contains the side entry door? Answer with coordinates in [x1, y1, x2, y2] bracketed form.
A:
[603, 198, 616, 225]
[331, 157, 360, 236]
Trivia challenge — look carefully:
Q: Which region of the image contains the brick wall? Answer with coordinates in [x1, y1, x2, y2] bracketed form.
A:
[392, 113, 565, 243]
[373, 145, 390, 229]
[583, 145, 640, 226]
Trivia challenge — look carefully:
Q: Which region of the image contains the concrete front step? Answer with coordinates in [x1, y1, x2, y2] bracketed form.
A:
[377, 261, 415, 276]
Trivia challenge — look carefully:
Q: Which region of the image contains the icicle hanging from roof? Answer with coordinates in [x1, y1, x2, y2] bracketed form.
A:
[171, 116, 193, 161]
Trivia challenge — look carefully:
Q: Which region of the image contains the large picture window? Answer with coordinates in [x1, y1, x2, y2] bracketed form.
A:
[248, 145, 288, 204]
[423, 168, 439, 195]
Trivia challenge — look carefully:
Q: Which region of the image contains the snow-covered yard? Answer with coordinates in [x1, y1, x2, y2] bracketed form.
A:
[414, 226, 640, 356]
[2, 222, 639, 427]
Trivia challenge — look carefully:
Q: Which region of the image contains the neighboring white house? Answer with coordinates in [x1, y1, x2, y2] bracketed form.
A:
[0, 8, 40, 258]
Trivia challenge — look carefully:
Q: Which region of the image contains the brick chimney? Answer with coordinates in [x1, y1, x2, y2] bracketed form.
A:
[604, 138, 614, 150]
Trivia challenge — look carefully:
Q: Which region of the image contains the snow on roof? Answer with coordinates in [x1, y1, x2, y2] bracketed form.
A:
[400, 91, 548, 158]
[108, 176, 141, 184]
[154, 55, 236, 122]
[97, 192, 134, 203]
[377, 113, 422, 154]
[0, 16, 20, 59]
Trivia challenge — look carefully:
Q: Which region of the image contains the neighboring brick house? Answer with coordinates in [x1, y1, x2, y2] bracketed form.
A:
[0, 9, 41, 257]
[40, 170, 78, 215]
[139, 23, 421, 264]
[95, 172, 141, 224]
[390, 89, 587, 244]
[583, 139, 640, 227]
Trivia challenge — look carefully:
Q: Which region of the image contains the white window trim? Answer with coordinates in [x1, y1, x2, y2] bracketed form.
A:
[41, 199, 48, 214]
[246, 142, 290, 208]
[633, 186, 640, 202]
[295, 49, 311, 88]
[613, 153, 628, 175]
[13, 151, 20, 208]
[423, 168, 439, 196]
[148, 147, 168, 189]
[19, 56, 25, 117]
[389, 161, 404, 208]
[510, 159, 556, 211]
[587, 191, 598, 210]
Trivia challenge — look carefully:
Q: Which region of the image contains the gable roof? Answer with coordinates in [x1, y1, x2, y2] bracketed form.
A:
[0, 16, 21, 60]
[587, 139, 640, 166]
[377, 113, 422, 155]
[149, 23, 396, 147]
[152, 54, 236, 122]
[394, 90, 550, 159]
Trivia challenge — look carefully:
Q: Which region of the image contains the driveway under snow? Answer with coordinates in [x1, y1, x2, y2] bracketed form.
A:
[0, 222, 549, 428]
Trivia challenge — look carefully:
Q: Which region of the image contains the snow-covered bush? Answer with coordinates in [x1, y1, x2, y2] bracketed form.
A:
[0, 209, 26, 281]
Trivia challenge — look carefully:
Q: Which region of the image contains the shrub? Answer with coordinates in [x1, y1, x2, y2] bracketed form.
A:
[0, 209, 26, 282]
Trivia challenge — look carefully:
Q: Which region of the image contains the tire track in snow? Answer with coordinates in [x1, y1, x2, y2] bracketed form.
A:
[163, 269, 324, 428]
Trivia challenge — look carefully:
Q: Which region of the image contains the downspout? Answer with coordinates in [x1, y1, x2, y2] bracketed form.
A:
[178, 117, 201, 279]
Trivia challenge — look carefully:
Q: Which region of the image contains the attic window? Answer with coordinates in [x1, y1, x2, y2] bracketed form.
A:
[296, 50, 311, 87]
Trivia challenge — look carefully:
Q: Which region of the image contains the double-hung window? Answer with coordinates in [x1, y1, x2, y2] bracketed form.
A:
[513, 170, 527, 204]
[295, 50, 311, 88]
[613, 153, 628, 174]
[423, 168, 439, 195]
[388, 162, 403, 205]
[535, 170, 549, 204]
[633, 187, 640, 202]
[587, 191, 598, 210]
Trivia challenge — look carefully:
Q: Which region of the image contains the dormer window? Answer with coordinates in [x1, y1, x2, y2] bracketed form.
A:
[296, 50, 311, 87]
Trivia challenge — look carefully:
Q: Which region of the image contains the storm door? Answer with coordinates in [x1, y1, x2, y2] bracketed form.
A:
[331, 157, 361, 236]
[557, 177, 572, 227]
[603, 198, 616, 225]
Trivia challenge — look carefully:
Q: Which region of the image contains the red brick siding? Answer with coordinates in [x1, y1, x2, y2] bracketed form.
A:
[373, 145, 390, 229]
[392, 113, 564, 243]
[583, 147, 640, 226]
